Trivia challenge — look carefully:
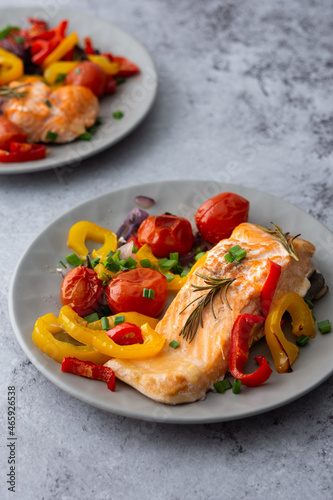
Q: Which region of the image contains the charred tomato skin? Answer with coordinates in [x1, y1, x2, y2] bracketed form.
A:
[195, 192, 250, 245]
[60, 266, 104, 317]
[137, 214, 195, 258]
[105, 268, 168, 318]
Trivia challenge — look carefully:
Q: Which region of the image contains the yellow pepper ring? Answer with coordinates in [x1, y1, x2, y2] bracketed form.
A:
[265, 292, 316, 373]
[43, 61, 79, 84]
[88, 55, 120, 75]
[58, 305, 165, 359]
[67, 221, 117, 261]
[32, 313, 110, 365]
[87, 311, 159, 331]
[0, 48, 24, 85]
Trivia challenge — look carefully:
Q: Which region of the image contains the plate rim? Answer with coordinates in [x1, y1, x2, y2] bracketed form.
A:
[0, 6, 158, 175]
[8, 179, 333, 423]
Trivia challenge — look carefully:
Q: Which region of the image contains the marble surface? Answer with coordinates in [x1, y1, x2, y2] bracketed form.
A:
[1, 0, 332, 498]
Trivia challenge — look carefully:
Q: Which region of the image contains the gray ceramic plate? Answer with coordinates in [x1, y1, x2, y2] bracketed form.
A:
[9, 180, 333, 423]
[0, 7, 157, 175]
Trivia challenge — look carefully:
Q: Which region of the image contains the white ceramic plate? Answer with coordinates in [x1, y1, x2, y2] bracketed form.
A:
[9, 180, 333, 423]
[0, 7, 157, 175]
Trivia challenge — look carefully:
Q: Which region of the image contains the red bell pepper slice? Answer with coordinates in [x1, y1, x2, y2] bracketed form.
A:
[30, 20, 68, 65]
[261, 260, 282, 317]
[113, 56, 139, 77]
[0, 142, 47, 163]
[106, 322, 143, 346]
[61, 357, 116, 391]
[229, 314, 272, 387]
[127, 235, 142, 250]
[84, 37, 96, 55]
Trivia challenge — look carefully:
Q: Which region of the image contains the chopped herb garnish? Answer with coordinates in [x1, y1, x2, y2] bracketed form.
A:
[228, 245, 247, 262]
[90, 257, 100, 268]
[114, 315, 125, 326]
[140, 259, 152, 268]
[59, 260, 67, 269]
[296, 335, 310, 347]
[84, 312, 99, 323]
[0, 25, 19, 39]
[195, 252, 206, 261]
[104, 256, 120, 273]
[214, 379, 232, 393]
[113, 110, 124, 119]
[55, 73, 67, 83]
[169, 340, 180, 349]
[14, 36, 25, 45]
[86, 255, 93, 269]
[101, 317, 109, 330]
[79, 132, 92, 141]
[159, 258, 178, 271]
[115, 76, 126, 85]
[101, 272, 112, 286]
[180, 270, 190, 278]
[75, 67, 82, 74]
[45, 99, 52, 108]
[132, 245, 138, 253]
[304, 298, 314, 309]
[65, 253, 84, 267]
[224, 253, 234, 263]
[318, 320, 331, 334]
[46, 131, 58, 141]
[232, 379, 241, 394]
[169, 252, 179, 262]
[143, 288, 155, 299]
[95, 116, 103, 125]
[165, 273, 175, 282]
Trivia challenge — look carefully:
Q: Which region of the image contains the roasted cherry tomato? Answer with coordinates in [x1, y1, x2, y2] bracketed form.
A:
[105, 268, 168, 317]
[65, 61, 106, 97]
[60, 266, 104, 317]
[195, 192, 250, 245]
[137, 215, 195, 258]
[0, 117, 27, 151]
[106, 322, 143, 345]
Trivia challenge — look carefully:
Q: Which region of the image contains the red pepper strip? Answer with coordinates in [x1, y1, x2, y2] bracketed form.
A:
[112, 56, 139, 77]
[261, 260, 282, 317]
[106, 322, 144, 346]
[84, 37, 96, 55]
[127, 235, 142, 250]
[30, 20, 68, 64]
[0, 142, 47, 162]
[101, 52, 114, 62]
[229, 314, 272, 387]
[61, 357, 116, 392]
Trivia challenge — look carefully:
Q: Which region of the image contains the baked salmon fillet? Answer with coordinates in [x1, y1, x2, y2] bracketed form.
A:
[105, 223, 316, 404]
[3, 78, 99, 143]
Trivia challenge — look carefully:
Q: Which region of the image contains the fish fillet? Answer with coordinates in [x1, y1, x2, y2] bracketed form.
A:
[105, 223, 316, 404]
[3, 78, 99, 143]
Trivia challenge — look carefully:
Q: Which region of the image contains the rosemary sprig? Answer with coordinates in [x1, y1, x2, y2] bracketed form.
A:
[258, 222, 300, 261]
[0, 83, 30, 99]
[179, 272, 235, 343]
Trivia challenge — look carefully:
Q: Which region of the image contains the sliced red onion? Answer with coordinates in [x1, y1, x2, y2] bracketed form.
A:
[116, 208, 149, 241]
[118, 240, 136, 260]
[134, 195, 155, 209]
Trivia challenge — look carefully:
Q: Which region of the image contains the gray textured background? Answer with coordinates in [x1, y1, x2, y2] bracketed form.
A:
[1, 1, 332, 499]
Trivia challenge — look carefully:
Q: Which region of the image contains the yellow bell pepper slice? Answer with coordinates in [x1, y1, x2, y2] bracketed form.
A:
[88, 55, 120, 75]
[43, 61, 78, 84]
[67, 221, 117, 261]
[0, 48, 24, 85]
[42, 32, 79, 69]
[32, 313, 110, 364]
[265, 292, 316, 373]
[93, 262, 115, 282]
[59, 305, 165, 359]
[168, 253, 208, 291]
[88, 312, 159, 331]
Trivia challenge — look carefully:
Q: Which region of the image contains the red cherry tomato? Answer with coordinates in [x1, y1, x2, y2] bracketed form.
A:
[106, 322, 143, 345]
[65, 61, 107, 97]
[60, 266, 104, 317]
[0, 117, 27, 151]
[195, 192, 250, 245]
[137, 215, 195, 258]
[105, 268, 168, 318]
